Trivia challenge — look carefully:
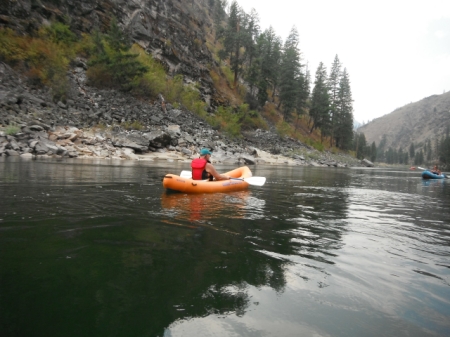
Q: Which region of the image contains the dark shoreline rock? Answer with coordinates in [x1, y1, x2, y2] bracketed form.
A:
[0, 62, 362, 167]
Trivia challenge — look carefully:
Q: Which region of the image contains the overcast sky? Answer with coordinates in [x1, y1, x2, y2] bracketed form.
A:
[235, 0, 450, 123]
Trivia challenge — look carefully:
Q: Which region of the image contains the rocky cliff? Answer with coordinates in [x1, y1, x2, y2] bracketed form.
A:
[1, 0, 221, 108]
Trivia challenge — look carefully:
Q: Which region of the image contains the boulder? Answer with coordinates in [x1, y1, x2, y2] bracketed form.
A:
[112, 135, 148, 152]
[240, 156, 256, 165]
[143, 130, 172, 148]
[19, 92, 46, 106]
[293, 155, 305, 161]
[7, 138, 20, 151]
[34, 142, 49, 155]
[181, 148, 192, 156]
[166, 124, 181, 137]
[37, 137, 59, 154]
[184, 135, 195, 144]
[31, 121, 51, 131]
[247, 147, 258, 156]
[120, 148, 139, 160]
[361, 159, 374, 167]
[5, 149, 20, 156]
[57, 101, 67, 109]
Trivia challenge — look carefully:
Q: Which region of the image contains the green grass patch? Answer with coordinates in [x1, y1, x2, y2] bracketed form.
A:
[305, 138, 325, 152]
[220, 65, 234, 86]
[122, 120, 145, 131]
[5, 125, 20, 135]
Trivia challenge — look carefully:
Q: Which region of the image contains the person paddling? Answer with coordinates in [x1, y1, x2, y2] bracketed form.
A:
[191, 148, 230, 181]
[431, 165, 441, 175]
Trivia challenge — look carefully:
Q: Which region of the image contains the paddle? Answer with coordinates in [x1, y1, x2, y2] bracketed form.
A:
[180, 170, 192, 178]
[418, 167, 448, 178]
[179, 170, 266, 186]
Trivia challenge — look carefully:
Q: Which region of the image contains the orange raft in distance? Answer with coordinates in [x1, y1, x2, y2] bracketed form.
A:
[163, 166, 252, 193]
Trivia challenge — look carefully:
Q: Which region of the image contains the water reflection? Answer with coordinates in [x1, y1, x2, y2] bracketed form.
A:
[1, 160, 449, 337]
[161, 190, 266, 224]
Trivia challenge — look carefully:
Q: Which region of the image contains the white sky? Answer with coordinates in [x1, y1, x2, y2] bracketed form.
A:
[235, 0, 450, 123]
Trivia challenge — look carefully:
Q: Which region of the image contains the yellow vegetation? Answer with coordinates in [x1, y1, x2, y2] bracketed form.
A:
[0, 21, 337, 149]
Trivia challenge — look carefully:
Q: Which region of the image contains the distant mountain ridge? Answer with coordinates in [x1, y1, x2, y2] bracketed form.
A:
[357, 91, 450, 150]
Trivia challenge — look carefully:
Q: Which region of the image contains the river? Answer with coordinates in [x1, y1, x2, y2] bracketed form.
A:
[0, 158, 449, 337]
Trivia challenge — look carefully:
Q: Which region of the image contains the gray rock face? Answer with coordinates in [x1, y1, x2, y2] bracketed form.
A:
[2, 0, 218, 108]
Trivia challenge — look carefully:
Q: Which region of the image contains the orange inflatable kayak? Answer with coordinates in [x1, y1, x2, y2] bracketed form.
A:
[163, 166, 252, 193]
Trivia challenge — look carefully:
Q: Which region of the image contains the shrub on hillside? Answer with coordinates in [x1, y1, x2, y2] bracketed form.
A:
[87, 22, 148, 92]
[87, 38, 148, 92]
[0, 26, 71, 102]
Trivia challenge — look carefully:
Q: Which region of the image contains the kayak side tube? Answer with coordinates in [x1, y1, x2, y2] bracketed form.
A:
[421, 170, 445, 179]
[163, 166, 252, 193]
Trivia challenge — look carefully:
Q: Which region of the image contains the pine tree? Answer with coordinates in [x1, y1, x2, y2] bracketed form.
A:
[279, 26, 303, 120]
[88, 20, 148, 92]
[409, 143, 415, 159]
[105, 17, 129, 51]
[334, 68, 354, 150]
[377, 135, 387, 162]
[398, 148, 404, 164]
[242, 8, 260, 68]
[294, 68, 310, 129]
[222, 1, 243, 87]
[309, 62, 330, 140]
[328, 55, 341, 147]
[212, 0, 227, 22]
[246, 31, 267, 105]
[354, 133, 367, 159]
[370, 141, 377, 162]
[249, 27, 282, 107]
[262, 27, 282, 100]
[426, 139, 432, 163]
[434, 137, 439, 159]
[440, 131, 450, 165]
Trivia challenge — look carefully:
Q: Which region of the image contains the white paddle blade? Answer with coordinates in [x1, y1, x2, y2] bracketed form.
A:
[418, 167, 427, 171]
[180, 170, 192, 178]
[230, 176, 266, 186]
[244, 176, 266, 186]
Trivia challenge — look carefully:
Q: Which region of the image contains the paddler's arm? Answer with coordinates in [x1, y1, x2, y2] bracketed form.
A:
[205, 163, 230, 180]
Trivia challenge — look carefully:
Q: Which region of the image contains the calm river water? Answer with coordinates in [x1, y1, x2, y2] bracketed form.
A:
[0, 158, 449, 337]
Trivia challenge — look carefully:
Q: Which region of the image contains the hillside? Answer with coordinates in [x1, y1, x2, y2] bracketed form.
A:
[1, 0, 222, 105]
[357, 91, 450, 150]
[0, 0, 365, 165]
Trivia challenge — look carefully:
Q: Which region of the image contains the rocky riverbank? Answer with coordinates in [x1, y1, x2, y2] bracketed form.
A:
[0, 61, 363, 167]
